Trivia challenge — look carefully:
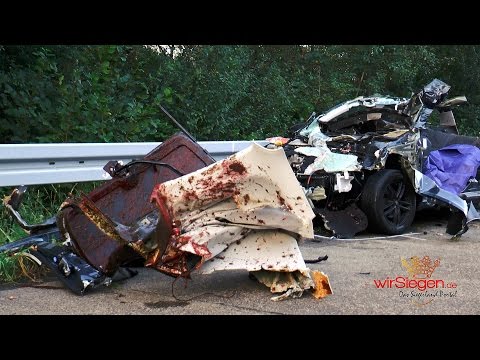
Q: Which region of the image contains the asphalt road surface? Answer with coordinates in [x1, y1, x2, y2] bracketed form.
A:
[1, 210, 479, 315]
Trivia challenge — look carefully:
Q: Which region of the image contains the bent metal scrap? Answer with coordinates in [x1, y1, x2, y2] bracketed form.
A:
[1, 134, 332, 301]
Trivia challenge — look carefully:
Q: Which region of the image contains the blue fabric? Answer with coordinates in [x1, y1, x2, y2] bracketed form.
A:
[423, 144, 480, 194]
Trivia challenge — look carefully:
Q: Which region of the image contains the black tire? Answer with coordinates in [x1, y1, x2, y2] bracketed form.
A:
[360, 169, 416, 235]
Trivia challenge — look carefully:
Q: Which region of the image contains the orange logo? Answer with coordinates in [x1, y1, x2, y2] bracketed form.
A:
[401, 256, 440, 279]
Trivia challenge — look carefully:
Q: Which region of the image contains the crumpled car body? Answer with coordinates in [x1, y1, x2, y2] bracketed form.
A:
[1, 133, 216, 293]
[1, 133, 332, 300]
[275, 79, 480, 238]
[146, 142, 326, 299]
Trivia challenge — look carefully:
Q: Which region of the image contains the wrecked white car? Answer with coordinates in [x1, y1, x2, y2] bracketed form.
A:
[273, 79, 480, 238]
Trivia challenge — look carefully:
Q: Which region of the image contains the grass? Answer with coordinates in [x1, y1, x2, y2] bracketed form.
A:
[0, 252, 20, 282]
[0, 182, 100, 282]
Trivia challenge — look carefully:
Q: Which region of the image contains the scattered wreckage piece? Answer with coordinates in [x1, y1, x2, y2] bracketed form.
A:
[273, 79, 480, 238]
[57, 133, 215, 276]
[1, 133, 215, 294]
[315, 204, 368, 239]
[146, 143, 331, 299]
[3, 186, 57, 233]
[198, 231, 315, 299]
[310, 271, 333, 299]
[30, 242, 116, 295]
[0, 228, 119, 294]
[0, 230, 59, 254]
[413, 169, 480, 237]
[2, 134, 332, 300]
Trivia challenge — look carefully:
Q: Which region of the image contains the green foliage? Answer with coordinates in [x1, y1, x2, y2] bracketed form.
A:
[0, 252, 19, 282]
[2, 45, 480, 143]
[0, 45, 178, 143]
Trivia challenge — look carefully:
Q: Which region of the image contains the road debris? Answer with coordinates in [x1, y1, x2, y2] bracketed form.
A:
[2, 133, 331, 301]
[311, 271, 333, 299]
[304, 255, 328, 264]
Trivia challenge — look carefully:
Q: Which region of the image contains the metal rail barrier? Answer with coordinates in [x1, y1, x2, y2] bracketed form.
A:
[0, 141, 268, 187]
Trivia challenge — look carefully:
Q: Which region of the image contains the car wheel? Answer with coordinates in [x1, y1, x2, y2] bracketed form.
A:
[360, 169, 416, 235]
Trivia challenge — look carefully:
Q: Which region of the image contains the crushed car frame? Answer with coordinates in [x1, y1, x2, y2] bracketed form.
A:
[272, 79, 480, 238]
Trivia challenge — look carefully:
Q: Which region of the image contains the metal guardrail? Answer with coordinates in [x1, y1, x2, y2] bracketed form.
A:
[0, 141, 268, 187]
